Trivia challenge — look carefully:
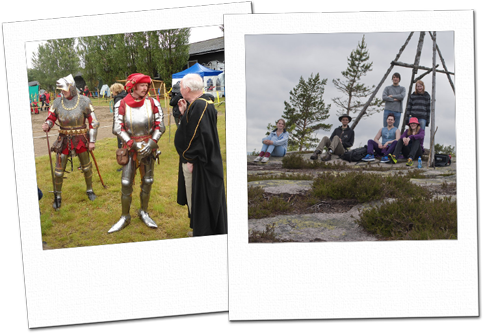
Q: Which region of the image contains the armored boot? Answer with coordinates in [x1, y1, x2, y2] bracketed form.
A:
[109, 158, 136, 233]
[138, 162, 157, 229]
[78, 151, 96, 201]
[108, 191, 132, 233]
[52, 194, 62, 210]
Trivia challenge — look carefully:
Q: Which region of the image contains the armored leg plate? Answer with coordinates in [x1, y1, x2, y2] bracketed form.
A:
[138, 210, 158, 229]
[108, 215, 131, 233]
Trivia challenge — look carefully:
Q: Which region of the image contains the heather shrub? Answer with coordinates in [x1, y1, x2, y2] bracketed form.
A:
[355, 196, 457, 240]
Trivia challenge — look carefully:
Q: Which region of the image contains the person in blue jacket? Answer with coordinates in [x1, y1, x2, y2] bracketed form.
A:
[254, 119, 289, 163]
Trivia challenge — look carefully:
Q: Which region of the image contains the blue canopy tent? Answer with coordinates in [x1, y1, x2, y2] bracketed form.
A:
[172, 63, 223, 97]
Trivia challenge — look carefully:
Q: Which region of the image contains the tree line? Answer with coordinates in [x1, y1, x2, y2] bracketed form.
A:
[28, 29, 191, 92]
[271, 36, 383, 151]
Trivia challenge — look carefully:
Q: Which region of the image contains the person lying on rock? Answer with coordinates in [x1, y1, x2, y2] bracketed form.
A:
[310, 114, 354, 161]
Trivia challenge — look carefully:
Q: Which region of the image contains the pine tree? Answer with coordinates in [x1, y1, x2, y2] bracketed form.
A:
[282, 73, 332, 151]
[332, 35, 383, 122]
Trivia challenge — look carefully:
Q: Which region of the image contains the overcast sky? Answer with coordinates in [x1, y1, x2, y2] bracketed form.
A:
[245, 31, 455, 153]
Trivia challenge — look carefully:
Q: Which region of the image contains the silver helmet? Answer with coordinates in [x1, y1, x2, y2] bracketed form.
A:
[56, 74, 77, 96]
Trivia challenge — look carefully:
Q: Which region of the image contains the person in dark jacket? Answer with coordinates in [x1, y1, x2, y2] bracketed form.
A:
[174, 73, 227, 237]
[404, 80, 431, 128]
[310, 114, 355, 161]
[170, 81, 182, 127]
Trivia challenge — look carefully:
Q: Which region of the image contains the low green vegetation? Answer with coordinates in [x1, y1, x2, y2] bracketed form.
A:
[248, 169, 456, 240]
[355, 197, 457, 240]
[281, 153, 387, 171]
[311, 171, 431, 203]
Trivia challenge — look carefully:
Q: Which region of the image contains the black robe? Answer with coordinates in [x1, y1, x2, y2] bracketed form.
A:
[174, 94, 227, 236]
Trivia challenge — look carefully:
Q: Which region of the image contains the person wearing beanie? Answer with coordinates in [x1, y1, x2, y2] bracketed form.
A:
[388, 117, 425, 166]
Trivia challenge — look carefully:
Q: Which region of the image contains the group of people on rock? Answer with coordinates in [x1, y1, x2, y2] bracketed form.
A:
[41, 72, 227, 237]
[254, 73, 431, 167]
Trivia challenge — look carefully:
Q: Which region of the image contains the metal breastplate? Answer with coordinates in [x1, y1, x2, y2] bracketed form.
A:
[56, 96, 88, 128]
[123, 101, 154, 137]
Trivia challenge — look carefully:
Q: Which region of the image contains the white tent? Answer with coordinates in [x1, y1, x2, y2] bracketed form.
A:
[99, 84, 111, 97]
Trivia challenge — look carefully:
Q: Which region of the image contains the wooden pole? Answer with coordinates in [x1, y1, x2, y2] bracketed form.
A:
[401, 32, 425, 133]
[429, 31, 455, 93]
[391, 61, 453, 75]
[414, 64, 440, 81]
[351, 32, 414, 129]
[429, 31, 437, 168]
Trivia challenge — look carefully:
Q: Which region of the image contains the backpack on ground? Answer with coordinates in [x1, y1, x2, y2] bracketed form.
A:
[340, 146, 367, 163]
[434, 154, 452, 167]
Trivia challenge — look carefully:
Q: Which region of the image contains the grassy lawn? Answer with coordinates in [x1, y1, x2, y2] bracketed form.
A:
[37, 102, 226, 249]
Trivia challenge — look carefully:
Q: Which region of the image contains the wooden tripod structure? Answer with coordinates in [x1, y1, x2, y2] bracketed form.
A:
[351, 31, 455, 167]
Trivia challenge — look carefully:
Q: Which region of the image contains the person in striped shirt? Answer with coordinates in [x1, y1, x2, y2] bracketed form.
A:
[404, 80, 431, 129]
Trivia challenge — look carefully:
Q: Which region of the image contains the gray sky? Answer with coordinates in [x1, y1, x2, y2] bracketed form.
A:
[245, 31, 455, 153]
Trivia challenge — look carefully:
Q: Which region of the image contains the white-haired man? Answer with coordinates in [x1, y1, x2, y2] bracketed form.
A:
[174, 74, 227, 236]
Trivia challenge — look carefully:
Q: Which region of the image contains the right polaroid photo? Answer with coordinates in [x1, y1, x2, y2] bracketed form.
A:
[225, 10, 477, 321]
[245, 31, 456, 243]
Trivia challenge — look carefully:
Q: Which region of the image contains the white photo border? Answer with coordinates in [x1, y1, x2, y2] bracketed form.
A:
[3, 2, 251, 328]
[225, 10, 478, 320]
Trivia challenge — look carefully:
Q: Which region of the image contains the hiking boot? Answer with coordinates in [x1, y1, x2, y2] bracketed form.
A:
[261, 156, 269, 163]
[380, 156, 389, 163]
[406, 158, 413, 166]
[388, 154, 398, 164]
[253, 156, 262, 162]
[321, 152, 332, 161]
[361, 154, 375, 162]
[310, 150, 322, 160]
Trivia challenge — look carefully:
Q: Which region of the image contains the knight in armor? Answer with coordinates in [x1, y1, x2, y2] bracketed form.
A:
[42, 74, 100, 209]
[108, 73, 165, 233]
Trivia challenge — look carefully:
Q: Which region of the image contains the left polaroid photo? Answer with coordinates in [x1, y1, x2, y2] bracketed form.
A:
[3, 1, 251, 328]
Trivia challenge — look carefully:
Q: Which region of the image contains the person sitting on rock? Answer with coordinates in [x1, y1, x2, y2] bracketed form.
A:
[362, 113, 400, 163]
[310, 114, 354, 161]
[254, 118, 289, 163]
[388, 117, 425, 166]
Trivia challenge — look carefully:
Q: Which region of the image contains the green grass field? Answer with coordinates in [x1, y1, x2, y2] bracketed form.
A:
[37, 103, 226, 249]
